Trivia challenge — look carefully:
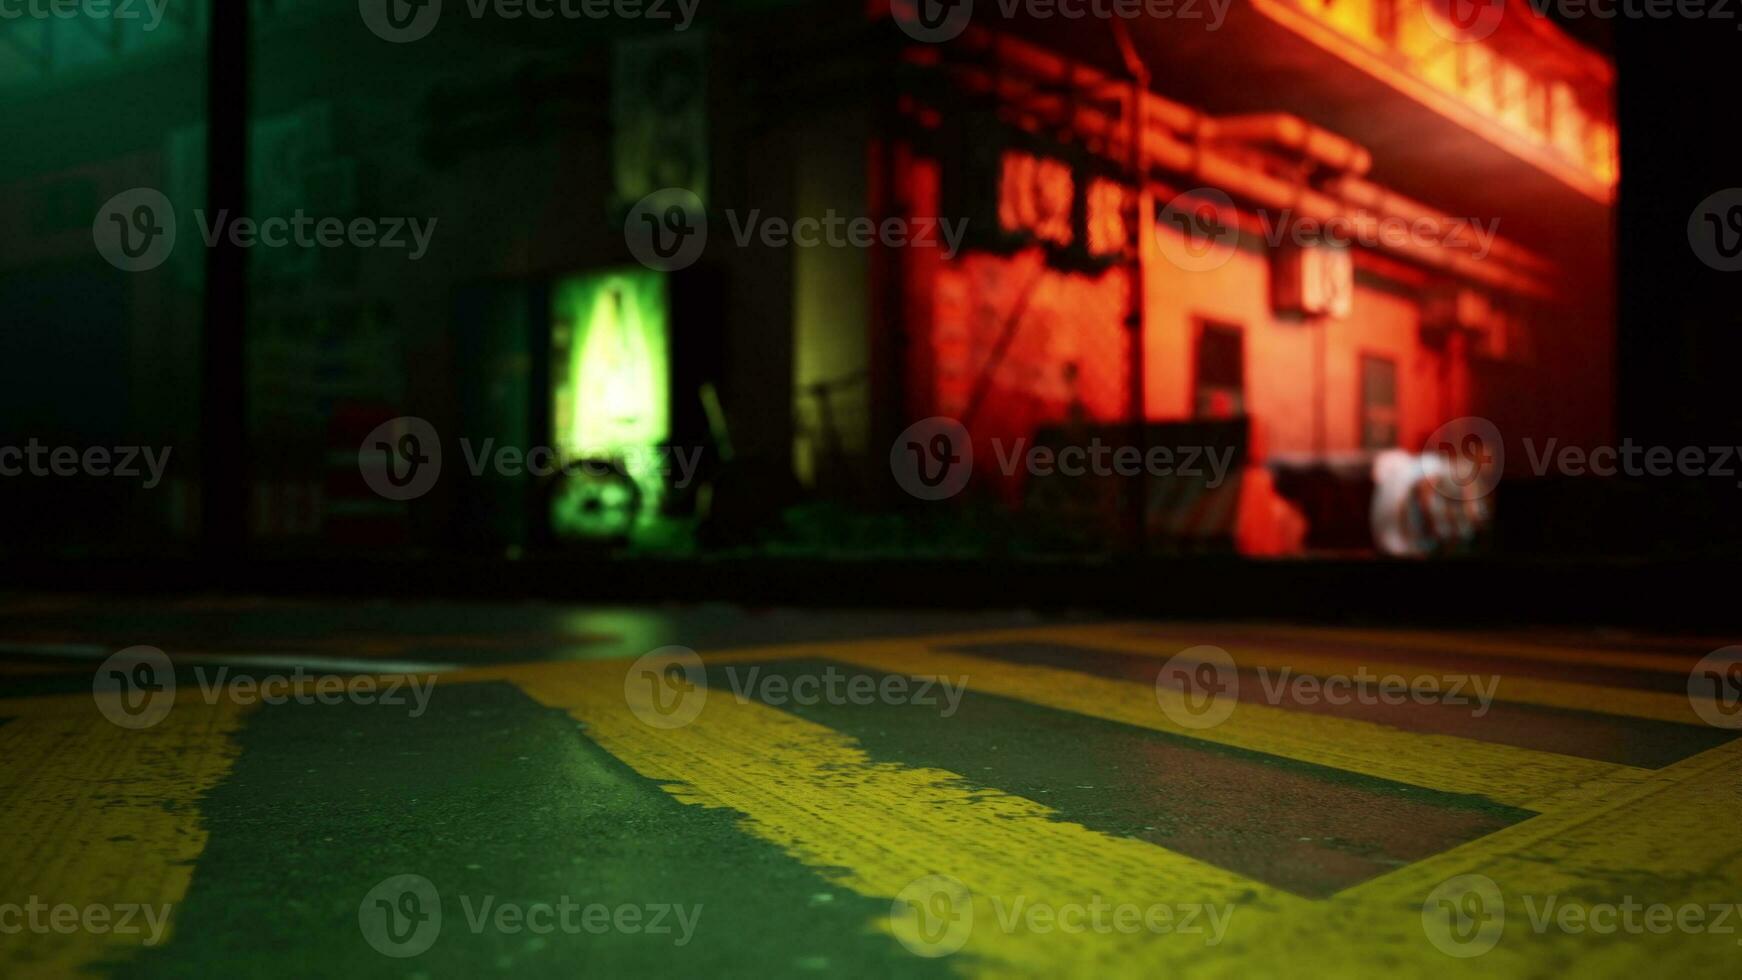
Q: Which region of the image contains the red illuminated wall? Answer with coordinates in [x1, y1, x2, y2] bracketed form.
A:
[898, 149, 1486, 503]
[875, 2, 1615, 528]
[899, 154, 1132, 504]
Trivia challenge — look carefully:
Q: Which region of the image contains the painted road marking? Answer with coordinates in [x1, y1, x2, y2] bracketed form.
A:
[1157, 630, 1709, 697]
[116, 680, 950, 978]
[1343, 736, 1742, 976]
[1139, 624, 1715, 675]
[470, 658, 1314, 977]
[733, 658, 1533, 897]
[2, 620, 1737, 978]
[0, 693, 249, 977]
[945, 639, 1733, 768]
[463, 644, 1739, 977]
[815, 643, 1639, 809]
[1044, 625, 1713, 726]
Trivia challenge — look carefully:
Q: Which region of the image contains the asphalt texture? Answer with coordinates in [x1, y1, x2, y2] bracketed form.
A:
[1, 597, 1738, 978]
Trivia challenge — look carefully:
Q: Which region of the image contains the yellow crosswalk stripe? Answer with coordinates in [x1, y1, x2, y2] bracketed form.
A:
[1025, 624, 1708, 726]
[0, 693, 249, 976]
[466, 650, 1738, 978]
[1345, 737, 1742, 975]
[0, 624, 1728, 979]
[1088, 737, 1742, 978]
[468, 660, 1312, 978]
[1144, 623, 1714, 676]
[808, 642, 1639, 810]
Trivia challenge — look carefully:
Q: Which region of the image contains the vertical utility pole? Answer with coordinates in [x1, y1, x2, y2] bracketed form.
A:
[203, 0, 249, 563]
[1111, 21, 1150, 552]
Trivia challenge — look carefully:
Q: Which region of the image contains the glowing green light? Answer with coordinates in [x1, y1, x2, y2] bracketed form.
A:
[550, 268, 670, 537]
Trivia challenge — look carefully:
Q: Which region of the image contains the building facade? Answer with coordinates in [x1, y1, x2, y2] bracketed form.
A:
[0, 0, 1614, 556]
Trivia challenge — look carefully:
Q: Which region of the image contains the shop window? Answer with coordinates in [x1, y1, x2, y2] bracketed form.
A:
[1360, 354, 1399, 449]
[1195, 322, 1246, 419]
